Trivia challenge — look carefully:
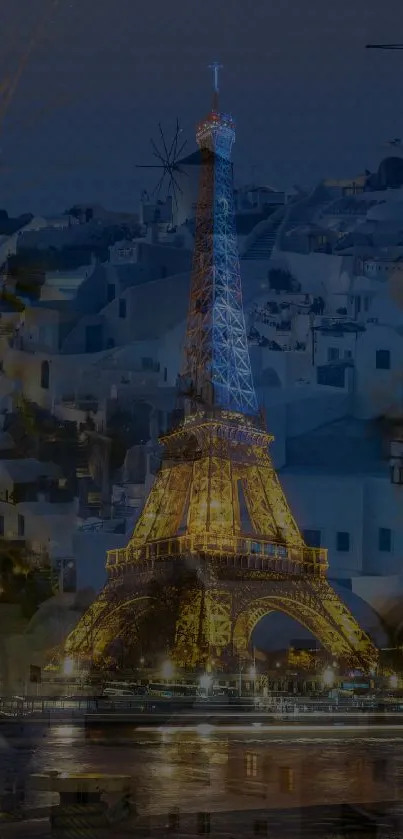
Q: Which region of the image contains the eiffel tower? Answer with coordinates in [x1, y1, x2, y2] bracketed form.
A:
[65, 66, 378, 672]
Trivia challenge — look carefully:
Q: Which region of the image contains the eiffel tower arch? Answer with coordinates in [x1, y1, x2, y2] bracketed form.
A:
[64, 67, 378, 673]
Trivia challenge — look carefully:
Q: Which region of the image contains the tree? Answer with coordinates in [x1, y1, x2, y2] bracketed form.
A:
[268, 267, 300, 293]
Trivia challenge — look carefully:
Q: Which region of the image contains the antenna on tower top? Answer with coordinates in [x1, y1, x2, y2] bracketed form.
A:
[208, 61, 223, 110]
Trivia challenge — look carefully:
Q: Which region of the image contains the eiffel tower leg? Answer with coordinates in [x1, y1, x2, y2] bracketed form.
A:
[232, 610, 251, 657]
[65, 585, 161, 664]
[233, 577, 377, 670]
[204, 590, 232, 665]
[172, 587, 233, 671]
[173, 587, 205, 669]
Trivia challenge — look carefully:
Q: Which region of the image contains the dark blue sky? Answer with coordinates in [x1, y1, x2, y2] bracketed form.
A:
[2, 0, 403, 214]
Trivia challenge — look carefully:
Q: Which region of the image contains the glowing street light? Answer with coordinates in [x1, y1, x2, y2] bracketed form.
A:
[389, 673, 398, 689]
[161, 659, 174, 680]
[322, 667, 335, 689]
[63, 657, 74, 677]
[199, 673, 213, 692]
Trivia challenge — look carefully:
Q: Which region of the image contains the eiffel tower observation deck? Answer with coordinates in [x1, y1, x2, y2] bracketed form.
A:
[65, 67, 378, 672]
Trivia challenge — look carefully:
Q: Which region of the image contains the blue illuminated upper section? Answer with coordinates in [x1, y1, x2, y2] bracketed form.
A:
[182, 105, 259, 417]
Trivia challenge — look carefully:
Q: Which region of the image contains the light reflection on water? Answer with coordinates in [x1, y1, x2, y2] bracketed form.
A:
[6, 725, 401, 819]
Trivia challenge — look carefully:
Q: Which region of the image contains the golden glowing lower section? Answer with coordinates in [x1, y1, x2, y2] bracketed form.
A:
[128, 463, 192, 548]
[65, 415, 378, 672]
[65, 570, 377, 671]
[232, 579, 376, 665]
[108, 437, 304, 569]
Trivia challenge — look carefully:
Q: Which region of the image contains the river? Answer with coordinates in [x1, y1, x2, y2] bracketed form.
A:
[1, 724, 403, 835]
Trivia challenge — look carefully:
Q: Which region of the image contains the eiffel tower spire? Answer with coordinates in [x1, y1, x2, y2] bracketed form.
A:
[181, 64, 258, 416]
[208, 61, 222, 111]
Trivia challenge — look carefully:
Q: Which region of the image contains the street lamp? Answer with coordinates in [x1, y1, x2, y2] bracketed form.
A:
[322, 667, 335, 689]
[63, 657, 74, 677]
[249, 664, 257, 700]
[199, 673, 213, 695]
[389, 673, 398, 689]
[161, 659, 174, 680]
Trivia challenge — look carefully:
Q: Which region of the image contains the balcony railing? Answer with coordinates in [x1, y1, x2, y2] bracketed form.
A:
[106, 535, 328, 577]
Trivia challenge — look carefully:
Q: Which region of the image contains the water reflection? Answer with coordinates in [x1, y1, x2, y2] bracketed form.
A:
[28, 727, 403, 810]
[2, 726, 403, 835]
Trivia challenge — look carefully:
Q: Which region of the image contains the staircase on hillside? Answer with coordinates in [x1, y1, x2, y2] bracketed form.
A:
[277, 193, 334, 251]
[242, 216, 283, 261]
[76, 437, 90, 479]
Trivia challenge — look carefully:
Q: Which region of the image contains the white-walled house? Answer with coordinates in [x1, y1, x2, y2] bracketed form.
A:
[13, 500, 77, 561]
[280, 418, 403, 623]
[354, 323, 403, 419]
[0, 459, 77, 565]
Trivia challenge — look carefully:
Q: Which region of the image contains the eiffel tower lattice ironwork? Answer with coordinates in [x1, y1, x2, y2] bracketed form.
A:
[65, 68, 378, 672]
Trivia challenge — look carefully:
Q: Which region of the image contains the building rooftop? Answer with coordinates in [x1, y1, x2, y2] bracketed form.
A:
[17, 501, 75, 516]
[45, 268, 89, 285]
[0, 459, 62, 484]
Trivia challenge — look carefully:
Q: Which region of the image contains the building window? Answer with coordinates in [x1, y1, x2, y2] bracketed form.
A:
[378, 527, 392, 552]
[0, 515, 4, 536]
[197, 812, 210, 834]
[327, 347, 340, 362]
[141, 357, 154, 371]
[279, 767, 294, 794]
[391, 464, 403, 485]
[85, 324, 103, 353]
[373, 759, 388, 782]
[17, 514, 25, 537]
[164, 366, 168, 382]
[376, 350, 390, 370]
[303, 529, 321, 548]
[107, 284, 115, 303]
[40, 360, 50, 390]
[344, 349, 352, 359]
[245, 752, 258, 778]
[119, 298, 127, 319]
[336, 531, 350, 552]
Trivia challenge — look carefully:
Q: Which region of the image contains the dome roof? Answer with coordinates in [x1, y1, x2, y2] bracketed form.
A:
[377, 157, 403, 190]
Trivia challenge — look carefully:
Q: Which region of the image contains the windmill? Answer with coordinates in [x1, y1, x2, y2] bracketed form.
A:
[136, 119, 187, 222]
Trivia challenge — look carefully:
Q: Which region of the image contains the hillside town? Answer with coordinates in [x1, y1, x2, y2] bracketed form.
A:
[2, 147, 403, 689]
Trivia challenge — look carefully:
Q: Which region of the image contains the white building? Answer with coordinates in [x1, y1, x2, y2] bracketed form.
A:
[0, 459, 76, 565]
[281, 417, 403, 582]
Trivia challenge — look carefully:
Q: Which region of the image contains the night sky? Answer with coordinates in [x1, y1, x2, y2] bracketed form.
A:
[2, 0, 403, 215]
